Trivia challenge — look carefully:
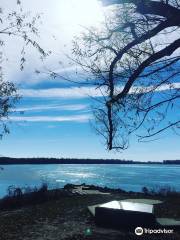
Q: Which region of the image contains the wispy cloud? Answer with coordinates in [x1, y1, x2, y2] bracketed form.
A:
[19, 87, 103, 98]
[130, 82, 180, 94]
[19, 83, 180, 98]
[7, 114, 92, 123]
[13, 104, 88, 112]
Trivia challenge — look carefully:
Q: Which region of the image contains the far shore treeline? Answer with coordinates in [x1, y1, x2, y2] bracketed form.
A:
[0, 157, 180, 165]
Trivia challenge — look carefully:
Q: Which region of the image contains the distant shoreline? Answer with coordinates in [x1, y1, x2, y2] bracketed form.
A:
[0, 157, 180, 165]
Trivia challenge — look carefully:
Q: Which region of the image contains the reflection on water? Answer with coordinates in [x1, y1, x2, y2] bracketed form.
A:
[0, 164, 180, 197]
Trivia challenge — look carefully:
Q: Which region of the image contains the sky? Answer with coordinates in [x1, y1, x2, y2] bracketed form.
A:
[0, 0, 179, 161]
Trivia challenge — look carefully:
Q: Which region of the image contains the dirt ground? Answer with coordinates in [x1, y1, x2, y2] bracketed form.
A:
[0, 191, 180, 240]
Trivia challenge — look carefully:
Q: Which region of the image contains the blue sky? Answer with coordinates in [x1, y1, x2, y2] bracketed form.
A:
[0, 0, 179, 161]
[1, 80, 179, 161]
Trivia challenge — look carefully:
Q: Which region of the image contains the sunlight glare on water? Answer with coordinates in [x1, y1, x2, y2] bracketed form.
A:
[0, 164, 180, 198]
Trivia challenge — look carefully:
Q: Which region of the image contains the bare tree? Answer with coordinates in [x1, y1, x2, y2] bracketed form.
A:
[72, 0, 180, 150]
[0, 0, 48, 138]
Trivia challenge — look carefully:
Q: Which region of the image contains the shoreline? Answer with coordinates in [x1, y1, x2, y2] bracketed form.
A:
[0, 182, 180, 202]
[0, 183, 180, 210]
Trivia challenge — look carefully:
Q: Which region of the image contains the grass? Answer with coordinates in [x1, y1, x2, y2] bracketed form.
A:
[0, 183, 69, 210]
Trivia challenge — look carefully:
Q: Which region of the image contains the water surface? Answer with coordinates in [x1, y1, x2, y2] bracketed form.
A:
[0, 164, 180, 197]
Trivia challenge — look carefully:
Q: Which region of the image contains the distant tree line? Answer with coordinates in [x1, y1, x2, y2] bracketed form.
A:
[163, 160, 180, 164]
[0, 157, 133, 164]
[0, 157, 179, 165]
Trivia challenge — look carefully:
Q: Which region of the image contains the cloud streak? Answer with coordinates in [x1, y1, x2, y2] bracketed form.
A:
[13, 104, 88, 112]
[19, 83, 180, 98]
[19, 87, 103, 98]
[7, 114, 92, 123]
